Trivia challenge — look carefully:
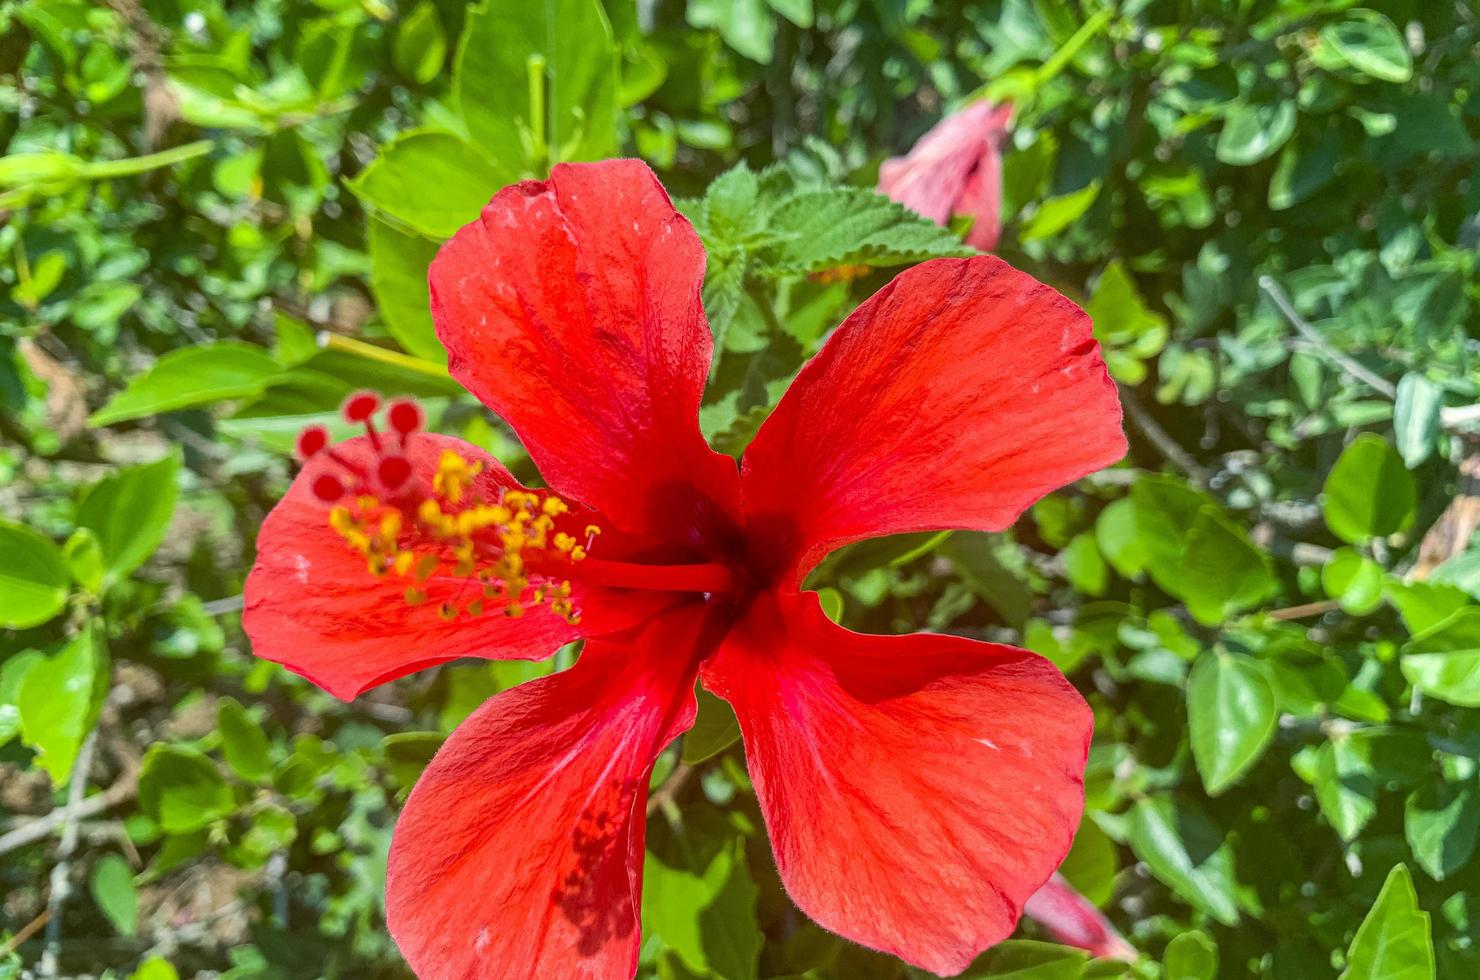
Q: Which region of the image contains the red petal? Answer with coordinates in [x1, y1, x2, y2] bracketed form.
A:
[742, 255, 1125, 587]
[429, 159, 743, 553]
[701, 591, 1092, 976]
[387, 605, 720, 979]
[1023, 874, 1137, 961]
[243, 433, 670, 700]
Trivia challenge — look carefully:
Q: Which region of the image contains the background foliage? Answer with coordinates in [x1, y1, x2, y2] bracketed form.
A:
[2, 0, 1478, 977]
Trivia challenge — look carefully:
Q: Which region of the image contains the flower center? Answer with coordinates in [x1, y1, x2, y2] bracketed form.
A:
[299, 393, 596, 625]
[296, 393, 744, 627]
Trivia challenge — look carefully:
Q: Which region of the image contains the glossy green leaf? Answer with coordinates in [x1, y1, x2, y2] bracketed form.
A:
[1313, 729, 1427, 841]
[0, 519, 69, 628]
[1404, 782, 1480, 881]
[89, 342, 282, 427]
[644, 816, 761, 980]
[393, 2, 447, 85]
[75, 452, 181, 583]
[348, 130, 512, 239]
[1340, 865, 1433, 980]
[1188, 652, 1278, 796]
[682, 688, 742, 764]
[957, 939, 1087, 978]
[18, 632, 105, 785]
[1126, 795, 1240, 925]
[1322, 435, 1416, 544]
[368, 217, 446, 364]
[1401, 608, 1480, 708]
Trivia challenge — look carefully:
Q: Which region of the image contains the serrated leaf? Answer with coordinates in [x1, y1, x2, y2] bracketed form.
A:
[752, 187, 970, 277]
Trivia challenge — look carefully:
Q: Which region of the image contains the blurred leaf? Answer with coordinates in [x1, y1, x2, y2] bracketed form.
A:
[1340, 864, 1433, 980]
[1126, 795, 1239, 925]
[75, 452, 180, 584]
[1320, 12, 1413, 84]
[0, 519, 69, 629]
[90, 853, 138, 937]
[456, 0, 619, 165]
[63, 528, 104, 593]
[1322, 548, 1386, 616]
[689, 0, 776, 64]
[89, 343, 281, 427]
[1322, 435, 1416, 544]
[956, 939, 1087, 978]
[217, 696, 272, 783]
[1187, 652, 1278, 796]
[393, 2, 447, 85]
[1163, 930, 1217, 980]
[381, 731, 445, 789]
[129, 956, 179, 980]
[139, 745, 234, 833]
[683, 688, 742, 764]
[1019, 181, 1100, 241]
[1392, 374, 1443, 468]
[1216, 101, 1296, 166]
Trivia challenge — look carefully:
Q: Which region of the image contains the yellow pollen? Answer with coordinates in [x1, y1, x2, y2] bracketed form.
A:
[325, 446, 595, 627]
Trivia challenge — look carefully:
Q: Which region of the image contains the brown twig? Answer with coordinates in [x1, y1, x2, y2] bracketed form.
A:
[646, 763, 694, 818]
[1267, 599, 1340, 621]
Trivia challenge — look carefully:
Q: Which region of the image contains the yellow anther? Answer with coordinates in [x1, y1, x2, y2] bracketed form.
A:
[438, 602, 457, 621]
[357, 495, 379, 511]
[505, 603, 525, 619]
[393, 551, 415, 576]
[329, 506, 356, 534]
[414, 553, 440, 582]
[584, 525, 601, 538]
[553, 532, 576, 553]
[542, 498, 569, 516]
[417, 498, 443, 525]
[569, 546, 587, 562]
[404, 587, 427, 605]
[467, 599, 484, 617]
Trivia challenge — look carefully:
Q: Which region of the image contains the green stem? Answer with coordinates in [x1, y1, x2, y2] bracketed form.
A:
[317, 333, 449, 380]
[79, 141, 213, 180]
[527, 53, 548, 171]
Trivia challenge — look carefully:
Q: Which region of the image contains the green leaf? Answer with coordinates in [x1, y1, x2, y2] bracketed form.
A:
[1322, 435, 1416, 544]
[1216, 100, 1297, 166]
[75, 452, 180, 584]
[1062, 532, 1109, 596]
[347, 130, 512, 239]
[752, 187, 970, 277]
[1320, 12, 1413, 84]
[89, 342, 282, 427]
[688, 0, 776, 64]
[1187, 652, 1279, 796]
[393, 1, 447, 85]
[1179, 507, 1275, 625]
[217, 696, 272, 782]
[1019, 181, 1100, 241]
[0, 652, 43, 745]
[1405, 782, 1480, 881]
[1085, 260, 1168, 384]
[1401, 608, 1480, 708]
[455, 0, 619, 165]
[130, 956, 179, 980]
[1164, 931, 1217, 980]
[0, 519, 69, 628]
[1340, 865, 1433, 980]
[368, 217, 446, 364]
[1322, 548, 1387, 616]
[1313, 729, 1426, 841]
[1058, 818, 1118, 907]
[1125, 795, 1240, 925]
[63, 528, 104, 593]
[138, 745, 234, 833]
[90, 853, 138, 937]
[957, 939, 1087, 978]
[1392, 374, 1443, 468]
[18, 632, 105, 785]
[682, 688, 742, 764]
[381, 731, 446, 790]
[1386, 580, 1469, 636]
[644, 816, 762, 980]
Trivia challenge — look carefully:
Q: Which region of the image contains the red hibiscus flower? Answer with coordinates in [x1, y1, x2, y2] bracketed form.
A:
[879, 100, 1013, 251]
[243, 158, 1125, 978]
